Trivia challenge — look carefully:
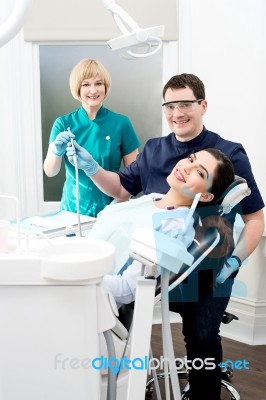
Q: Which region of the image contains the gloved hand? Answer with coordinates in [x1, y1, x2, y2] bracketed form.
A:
[216, 256, 242, 284]
[52, 131, 75, 157]
[66, 141, 99, 176]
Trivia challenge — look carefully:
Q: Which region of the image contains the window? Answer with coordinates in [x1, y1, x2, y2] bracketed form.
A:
[40, 44, 163, 201]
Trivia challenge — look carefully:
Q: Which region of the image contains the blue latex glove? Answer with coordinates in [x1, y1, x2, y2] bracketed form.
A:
[52, 131, 75, 157]
[216, 256, 241, 284]
[66, 141, 99, 176]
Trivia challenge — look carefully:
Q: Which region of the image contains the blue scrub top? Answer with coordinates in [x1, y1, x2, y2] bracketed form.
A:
[49, 106, 141, 217]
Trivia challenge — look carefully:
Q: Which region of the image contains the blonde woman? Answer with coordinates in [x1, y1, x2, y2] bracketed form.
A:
[44, 58, 140, 217]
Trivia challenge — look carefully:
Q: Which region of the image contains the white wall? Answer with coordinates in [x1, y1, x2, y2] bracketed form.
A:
[177, 0, 266, 344]
[0, 0, 41, 219]
[178, 0, 266, 203]
[23, 0, 177, 41]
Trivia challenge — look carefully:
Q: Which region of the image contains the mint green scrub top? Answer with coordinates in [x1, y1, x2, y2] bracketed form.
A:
[49, 106, 141, 217]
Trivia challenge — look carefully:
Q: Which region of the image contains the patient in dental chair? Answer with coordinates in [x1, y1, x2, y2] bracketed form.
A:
[88, 148, 235, 305]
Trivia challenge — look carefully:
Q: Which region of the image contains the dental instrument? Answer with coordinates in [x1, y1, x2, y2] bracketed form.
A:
[68, 128, 82, 237]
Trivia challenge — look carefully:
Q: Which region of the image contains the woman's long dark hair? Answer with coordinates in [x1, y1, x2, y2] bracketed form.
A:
[194, 148, 235, 290]
[199, 148, 235, 206]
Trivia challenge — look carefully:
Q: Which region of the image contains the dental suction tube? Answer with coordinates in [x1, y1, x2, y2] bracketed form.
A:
[101, 0, 164, 58]
[0, 0, 32, 48]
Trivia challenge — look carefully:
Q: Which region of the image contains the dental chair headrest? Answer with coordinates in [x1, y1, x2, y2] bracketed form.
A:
[218, 175, 251, 215]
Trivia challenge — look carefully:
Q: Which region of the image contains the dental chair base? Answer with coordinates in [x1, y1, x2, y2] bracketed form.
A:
[145, 342, 241, 400]
[125, 219, 244, 399]
[100, 276, 156, 400]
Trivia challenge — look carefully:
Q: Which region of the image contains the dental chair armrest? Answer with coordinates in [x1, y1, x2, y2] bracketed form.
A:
[116, 301, 135, 333]
[130, 228, 194, 274]
[111, 316, 129, 340]
[154, 226, 219, 297]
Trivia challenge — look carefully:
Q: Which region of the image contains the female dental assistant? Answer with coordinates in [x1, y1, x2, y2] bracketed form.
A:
[43, 58, 140, 217]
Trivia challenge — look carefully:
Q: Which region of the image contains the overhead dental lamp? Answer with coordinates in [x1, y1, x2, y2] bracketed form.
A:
[0, 0, 164, 58]
[102, 0, 164, 58]
[0, 0, 32, 48]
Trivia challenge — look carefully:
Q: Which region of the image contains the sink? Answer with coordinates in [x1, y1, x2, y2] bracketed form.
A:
[0, 236, 116, 285]
[40, 236, 115, 283]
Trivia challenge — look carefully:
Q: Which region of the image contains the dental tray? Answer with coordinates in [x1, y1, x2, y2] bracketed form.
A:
[9, 210, 96, 238]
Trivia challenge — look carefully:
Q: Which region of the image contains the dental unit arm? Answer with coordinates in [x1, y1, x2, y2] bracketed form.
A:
[1, 0, 164, 59]
[101, 0, 164, 58]
[0, 0, 32, 48]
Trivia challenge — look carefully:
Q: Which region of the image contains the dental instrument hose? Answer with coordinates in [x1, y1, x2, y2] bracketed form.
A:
[161, 268, 182, 400]
[68, 129, 82, 237]
[103, 329, 117, 400]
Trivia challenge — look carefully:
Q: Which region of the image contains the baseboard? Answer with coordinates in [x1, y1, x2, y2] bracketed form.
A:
[153, 298, 266, 345]
[220, 297, 266, 345]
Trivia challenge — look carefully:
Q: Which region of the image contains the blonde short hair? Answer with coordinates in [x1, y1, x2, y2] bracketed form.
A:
[69, 58, 112, 101]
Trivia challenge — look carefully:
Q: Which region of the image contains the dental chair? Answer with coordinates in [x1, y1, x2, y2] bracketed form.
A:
[110, 176, 250, 400]
[144, 236, 241, 400]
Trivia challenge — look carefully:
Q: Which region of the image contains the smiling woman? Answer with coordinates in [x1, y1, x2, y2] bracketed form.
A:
[85, 147, 235, 306]
[43, 58, 141, 217]
[165, 151, 217, 206]
[155, 148, 235, 209]
[39, 44, 163, 212]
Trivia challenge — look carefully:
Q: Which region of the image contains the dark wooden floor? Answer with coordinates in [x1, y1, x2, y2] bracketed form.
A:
[146, 323, 266, 400]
